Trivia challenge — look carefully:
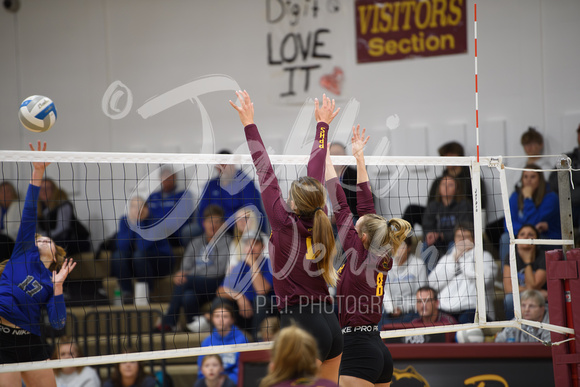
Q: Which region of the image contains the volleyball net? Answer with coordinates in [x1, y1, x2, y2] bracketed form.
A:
[0, 150, 574, 373]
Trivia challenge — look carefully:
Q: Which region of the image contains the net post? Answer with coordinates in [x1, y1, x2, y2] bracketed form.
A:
[554, 157, 579, 387]
[497, 160, 522, 320]
[471, 160, 486, 323]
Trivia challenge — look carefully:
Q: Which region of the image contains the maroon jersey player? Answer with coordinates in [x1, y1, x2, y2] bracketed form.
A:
[230, 91, 343, 383]
[325, 126, 411, 387]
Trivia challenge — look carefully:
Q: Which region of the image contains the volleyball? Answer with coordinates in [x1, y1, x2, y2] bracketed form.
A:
[18, 95, 57, 133]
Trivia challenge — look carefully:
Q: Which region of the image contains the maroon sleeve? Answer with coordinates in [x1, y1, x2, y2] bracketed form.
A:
[356, 181, 376, 216]
[327, 177, 361, 252]
[307, 122, 329, 183]
[244, 124, 289, 230]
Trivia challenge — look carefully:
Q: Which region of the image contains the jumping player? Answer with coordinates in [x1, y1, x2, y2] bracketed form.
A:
[325, 127, 410, 387]
[0, 141, 76, 387]
[230, 91, 343, 382]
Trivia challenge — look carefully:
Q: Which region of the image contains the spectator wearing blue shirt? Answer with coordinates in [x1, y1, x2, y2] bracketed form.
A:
[217, 231, 275, 338]
[197, 150, 266, 233]
[0, 141, 76, 386]
[110, 196, 175, 304]
[197, 300, 248, 385]
[146, 166, 195, 247]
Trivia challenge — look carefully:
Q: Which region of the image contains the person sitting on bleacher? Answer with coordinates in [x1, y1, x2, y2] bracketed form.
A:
[502, 224, 547, 320]
[0, 181, 20, 260]
[495, 289, 551, 343]
[197, 299, 248, 385]
[422, 174, 472, 261]
[146, 165, 195, 247]
[110, 196, 175, 305]
[155, 205, 232, 333]
[51, 336, 101, 387]
[37, 178, 91, 255]
[428, 223, 496, 324]
[217, 230, 275, 339]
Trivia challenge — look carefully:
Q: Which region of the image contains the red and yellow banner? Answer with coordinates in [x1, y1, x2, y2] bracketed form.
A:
[355, 0, 467, 63]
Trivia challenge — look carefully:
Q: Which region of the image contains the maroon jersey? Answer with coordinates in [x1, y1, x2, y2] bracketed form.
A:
[244, 122, 331, 310]
[328, 177, 390, 327]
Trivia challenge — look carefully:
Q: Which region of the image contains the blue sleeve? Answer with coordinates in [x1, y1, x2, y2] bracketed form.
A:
[520, 194, 560, 234]
[46, 294, 67, 330]
[115, 217, 133, 252]
[507, 192, 521, 234]
[197, 180, 215, 227]
[14, 184, 40, 249]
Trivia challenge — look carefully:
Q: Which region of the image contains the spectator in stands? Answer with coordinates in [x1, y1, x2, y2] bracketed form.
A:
[110, 196, 175, 305]
[227, 207, 262, 272]
[155, 205, 231, 333]
[0, 181, 19, 260]
[217, 231, 275, 338]
[195, 354, 236, 387]
[411, 286, 457, 326]
[403, 141, 486, 229]
[428, 223, 496, 324]
[259, 316, 281, 342]
[103, 349, 157, 387]
[381, 236, 426, 325]
[197, 300, 248, 385]
[37, 178, 91, 255]
[422, 174, 472, 260]
[259, 325, 339, 387]
[196, 150, 266, 234]
[503, 224, 547, 320]
[146, 165, 195, 247]
[495, 289, 551, 343]
[500, 164, 561, 266]
[51, 336, 101, 387]
[549, 123, 580, 228]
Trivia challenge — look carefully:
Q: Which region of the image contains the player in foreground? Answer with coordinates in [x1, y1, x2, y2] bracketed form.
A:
[230, 91, 343, 382]
[0, 141, 76, 387]
[326, 127, 411, 386]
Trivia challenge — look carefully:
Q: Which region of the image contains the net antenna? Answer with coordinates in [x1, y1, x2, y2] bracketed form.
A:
[474, 3, 479, 163]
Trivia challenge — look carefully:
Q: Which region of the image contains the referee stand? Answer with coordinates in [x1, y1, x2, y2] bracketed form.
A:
[546, 157, 579, 387]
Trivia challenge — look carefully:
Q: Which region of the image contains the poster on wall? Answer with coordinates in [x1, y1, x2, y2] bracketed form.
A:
[355, 0, 467, 63]
[266, 0, 348, 103]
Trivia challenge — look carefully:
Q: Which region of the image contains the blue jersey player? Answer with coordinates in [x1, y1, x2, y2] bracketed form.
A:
[0, 141, 76, 387]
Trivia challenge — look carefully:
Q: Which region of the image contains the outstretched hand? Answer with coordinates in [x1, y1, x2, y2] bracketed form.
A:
[53, 258, 77, 286]
[29, 141, 50, 171]
[314, 94, 340, 124]
[351, 125, 369, 160]
[229, 90, 255, 127]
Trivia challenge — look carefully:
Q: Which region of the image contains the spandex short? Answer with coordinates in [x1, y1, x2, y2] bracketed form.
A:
[280, 303, 343, 361]
[0, 324, 50, 364]
[340, 328, 393, 384]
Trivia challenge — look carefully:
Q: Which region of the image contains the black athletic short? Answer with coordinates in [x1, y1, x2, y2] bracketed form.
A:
[280, 303, 343, 361]
[0, 324, 50, 364]
[340, 327, 393, 384]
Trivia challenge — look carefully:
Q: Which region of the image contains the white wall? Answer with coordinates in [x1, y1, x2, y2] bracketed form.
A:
[0, 0, 579, 239]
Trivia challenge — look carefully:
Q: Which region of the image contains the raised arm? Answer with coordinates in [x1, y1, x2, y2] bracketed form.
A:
[351, 125, 375, 216]
[309, 94, 340, 182]
[230, 91, 288, 230]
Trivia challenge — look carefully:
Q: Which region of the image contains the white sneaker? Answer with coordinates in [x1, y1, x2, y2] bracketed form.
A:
[186, 316, 210, 333]
[134, 282, 149, 306]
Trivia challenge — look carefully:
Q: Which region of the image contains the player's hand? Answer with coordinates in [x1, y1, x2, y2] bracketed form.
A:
[351, 125, 369, 160]
[314, 94, 340, 124]
[229, 90, 255, 127]
[29, 141, 50, 183]
[53, 258, 77, 285]
[173, 271, 188, 286]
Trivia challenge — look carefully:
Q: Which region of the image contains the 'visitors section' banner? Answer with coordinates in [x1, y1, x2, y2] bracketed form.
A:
[356, 0, 467, 63]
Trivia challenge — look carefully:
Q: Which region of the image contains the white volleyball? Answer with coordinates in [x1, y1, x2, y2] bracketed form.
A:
[18, 95, 57, 133]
